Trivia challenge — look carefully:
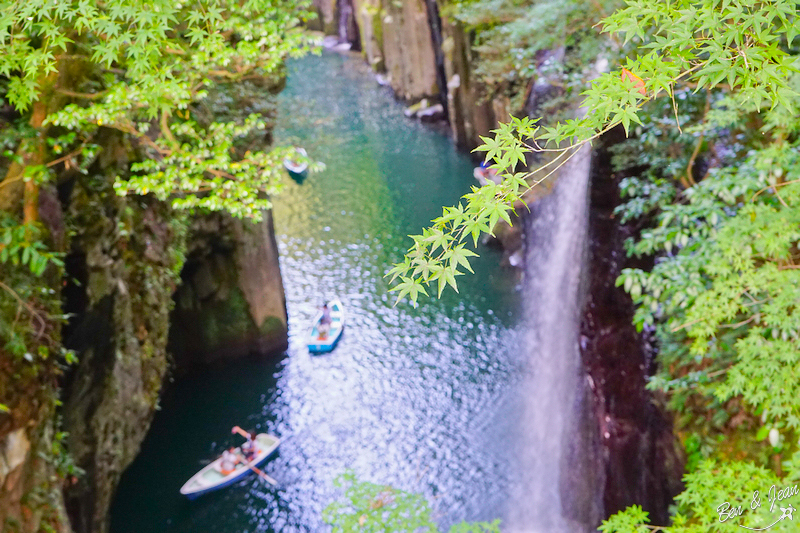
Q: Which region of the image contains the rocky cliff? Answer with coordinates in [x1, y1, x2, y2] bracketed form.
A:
[318, 0, 442, 103]
[440, 19, 504, 149]
[580, 135, 684, 524]
[59, 143, 184, 533]
[1, 100, 289, 533]
[317, 0, 509, 149]
[0, 131, 183, 533]
[169, 211, 288, 367]
[0, 403, 70, 533]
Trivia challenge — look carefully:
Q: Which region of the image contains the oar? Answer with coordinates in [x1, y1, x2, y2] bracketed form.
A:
[245, 461, 278, 487]
[231, 426, 251, 439]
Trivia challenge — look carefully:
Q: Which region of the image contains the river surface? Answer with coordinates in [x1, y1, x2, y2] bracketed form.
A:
[111, 52, 526, 532]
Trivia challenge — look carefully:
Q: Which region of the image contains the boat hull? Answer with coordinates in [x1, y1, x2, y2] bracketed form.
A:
[286, 168, 308, 184]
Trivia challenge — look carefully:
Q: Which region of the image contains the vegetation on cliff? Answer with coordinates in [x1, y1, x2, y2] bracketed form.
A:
[444, 0, 620, 109]
[0, 4, 313, 374]
[1, 0, 313, 388]
[0, 1, 312, 531]
[391, 0, 800, 530]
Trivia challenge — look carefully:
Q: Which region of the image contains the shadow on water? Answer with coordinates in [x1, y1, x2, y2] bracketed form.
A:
[111, 52, 525, 533]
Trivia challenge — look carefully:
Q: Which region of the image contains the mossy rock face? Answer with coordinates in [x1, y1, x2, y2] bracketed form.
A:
[370, 17, 386, 73]
[1, 65, 289, 533]
[309, 0, 337, 35]
[58, 133, 187, 533]
[170, 81, 288, 367]
[168, 210, 288, 369]
[323, 19, 338, 36]
[170, 285, 288, 366]
[259, 315, 286, 337]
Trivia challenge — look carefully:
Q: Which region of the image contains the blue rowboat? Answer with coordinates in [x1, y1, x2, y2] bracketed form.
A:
[308, 299, 344, 353]
[179, 433, 280, 499]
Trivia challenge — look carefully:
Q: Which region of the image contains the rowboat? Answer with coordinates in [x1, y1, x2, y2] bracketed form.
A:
[179, 433, 280, 499]
[308, 299, 345, 353]
[283, 147, 309, 176]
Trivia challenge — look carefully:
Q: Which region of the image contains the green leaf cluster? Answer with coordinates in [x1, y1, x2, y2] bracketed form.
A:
[387, 117, 534, 304]
[2, 0, 317, 219]
[323, 472, 501, 533]
[397, 0, 800, 302]
[601, 459, 800, 532]
[619, 145, 800, 426]
[0, 218, 63, 276]
[0, 218, 68, 373]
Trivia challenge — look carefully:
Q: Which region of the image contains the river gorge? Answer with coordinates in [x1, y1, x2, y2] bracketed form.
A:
[108, 49, 680, 531]
[0, 3, 685, 532]
[111, 51, 525, 533]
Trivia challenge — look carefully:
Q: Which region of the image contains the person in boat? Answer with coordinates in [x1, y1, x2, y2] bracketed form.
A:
[319, 303, 332, 339]
[477, 161, 490, 179]
[219, 448, 240, 475]
[241, 432, 258, 461]
[232, 425, 259, 461]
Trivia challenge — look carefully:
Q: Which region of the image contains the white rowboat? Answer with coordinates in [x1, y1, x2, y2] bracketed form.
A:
[179, 433, 280, 499]
[284, 147, 309, 175]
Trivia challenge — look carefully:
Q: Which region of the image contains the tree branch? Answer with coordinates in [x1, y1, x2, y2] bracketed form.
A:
[56, 89, 107, 100]
[684, 90, 712, 187]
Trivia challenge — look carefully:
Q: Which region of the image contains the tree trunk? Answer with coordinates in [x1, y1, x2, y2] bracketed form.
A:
[0, 73, 57, 222]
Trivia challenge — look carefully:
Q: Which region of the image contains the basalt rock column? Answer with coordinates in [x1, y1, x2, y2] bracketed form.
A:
[168, 211, 288, 368]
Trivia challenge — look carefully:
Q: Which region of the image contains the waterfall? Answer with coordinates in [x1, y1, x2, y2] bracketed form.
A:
[336, 0, 360, 50]
[422, 0, 449, 119]
[506, 144, 603, 531]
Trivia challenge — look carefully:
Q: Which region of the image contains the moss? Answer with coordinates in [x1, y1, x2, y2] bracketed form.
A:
[54, 146, 191, 532]
[372, 10, 386, 71]
[259, 315, 286, 338]
[200, 287, 255, 347]
[372, 5, 384, 50]
[0, 217, 64, 433]
[323, 19, 338, 36]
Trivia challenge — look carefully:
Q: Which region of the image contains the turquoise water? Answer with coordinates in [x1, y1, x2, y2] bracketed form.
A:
[111, 52, 523, 532]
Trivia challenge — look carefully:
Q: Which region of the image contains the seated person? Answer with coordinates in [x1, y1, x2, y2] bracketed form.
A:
[219, 448, 240, 475]
[319, 303, 332, 339]
[241, 433, 258, 461]
[477, 162, 500, 184]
